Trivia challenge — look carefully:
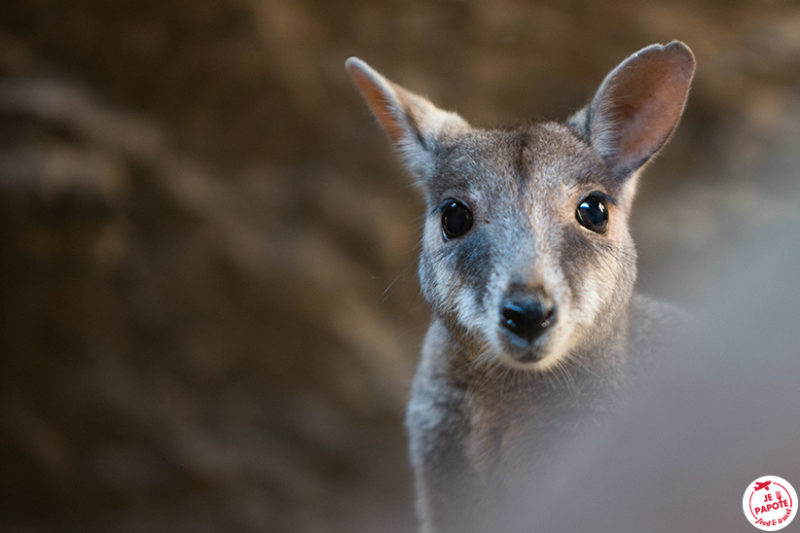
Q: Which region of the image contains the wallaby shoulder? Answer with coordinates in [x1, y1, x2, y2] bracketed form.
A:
[628, 293, 686, 370]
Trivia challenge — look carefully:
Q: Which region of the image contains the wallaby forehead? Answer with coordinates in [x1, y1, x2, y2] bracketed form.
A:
[434, 122, 611, 200]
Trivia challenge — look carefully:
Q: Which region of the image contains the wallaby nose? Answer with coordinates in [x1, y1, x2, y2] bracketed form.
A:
[500, 290, 556, 343]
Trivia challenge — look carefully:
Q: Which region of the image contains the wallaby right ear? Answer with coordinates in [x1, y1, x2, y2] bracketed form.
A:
[345, 57, 469, 182]
[570, 41, 695, 179]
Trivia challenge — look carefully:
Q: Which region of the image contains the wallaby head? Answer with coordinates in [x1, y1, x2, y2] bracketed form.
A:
[346, 42, 695, 372]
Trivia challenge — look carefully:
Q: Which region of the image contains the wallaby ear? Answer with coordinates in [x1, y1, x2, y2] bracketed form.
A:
[571, 41, 695, 178]
[345, 57, 469, 181]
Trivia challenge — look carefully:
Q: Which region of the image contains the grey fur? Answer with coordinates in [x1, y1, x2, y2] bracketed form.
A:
[346, 42, 695, 533]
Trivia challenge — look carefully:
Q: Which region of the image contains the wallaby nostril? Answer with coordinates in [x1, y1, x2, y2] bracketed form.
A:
[500, 295, 556, 343]
[501, 303, 526, 336]
[541, 299, 555, 324]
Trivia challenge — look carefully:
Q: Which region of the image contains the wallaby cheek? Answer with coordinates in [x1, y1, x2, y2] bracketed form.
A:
[418, 229, 498, 335]
[450, 234, 493, 302]
[557, 228, 598, 302]
[552, 229, 615, 342]
[560, 230, 637, 334]
[417, 248, 452, 320]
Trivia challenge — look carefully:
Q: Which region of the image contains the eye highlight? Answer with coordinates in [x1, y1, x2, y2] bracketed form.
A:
[576, 193, 609, 233]
[441, 199, 473, 239]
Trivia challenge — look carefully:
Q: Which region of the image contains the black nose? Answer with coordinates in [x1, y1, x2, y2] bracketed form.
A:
[500, 291, 556, 343]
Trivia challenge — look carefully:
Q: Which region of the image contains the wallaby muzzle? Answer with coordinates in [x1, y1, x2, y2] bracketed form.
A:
[500, 286, 556, 362]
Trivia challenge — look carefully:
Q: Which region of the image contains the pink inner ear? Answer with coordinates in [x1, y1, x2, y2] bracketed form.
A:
[596, 43, 695, 174]
[348, 65, 407, 144]
[615, 63, 690, 165]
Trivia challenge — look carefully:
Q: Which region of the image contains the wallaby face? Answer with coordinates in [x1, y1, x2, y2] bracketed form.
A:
[346, 43, 695, 371]
[413, 125, 639, 371]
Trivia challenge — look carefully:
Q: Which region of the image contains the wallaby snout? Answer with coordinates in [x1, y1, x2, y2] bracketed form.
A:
[500, 286, 556, 360]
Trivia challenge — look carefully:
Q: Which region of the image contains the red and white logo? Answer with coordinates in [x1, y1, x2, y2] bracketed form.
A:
[743, 475, 796, 531]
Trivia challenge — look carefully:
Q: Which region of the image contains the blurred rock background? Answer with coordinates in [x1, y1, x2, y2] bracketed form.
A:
[0, 1, 798, 532]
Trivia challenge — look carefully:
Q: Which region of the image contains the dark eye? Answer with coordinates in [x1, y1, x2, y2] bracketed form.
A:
[441, 200, 473, 239]
[576, 194, 609, 233]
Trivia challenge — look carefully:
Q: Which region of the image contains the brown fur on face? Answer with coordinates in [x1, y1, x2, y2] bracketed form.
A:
[415, 122, 637, 371]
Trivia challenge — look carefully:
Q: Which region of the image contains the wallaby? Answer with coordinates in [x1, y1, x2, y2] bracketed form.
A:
[346, 42, 695, 533]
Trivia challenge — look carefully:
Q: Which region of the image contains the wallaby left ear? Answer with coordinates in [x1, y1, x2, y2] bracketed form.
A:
[345, 57, 469, 184]
[571, 41, 695, 178]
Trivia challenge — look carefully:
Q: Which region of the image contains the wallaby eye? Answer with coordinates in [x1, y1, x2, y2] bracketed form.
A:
[576, 194, 609, 233]
[441, 200, 473, 239]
